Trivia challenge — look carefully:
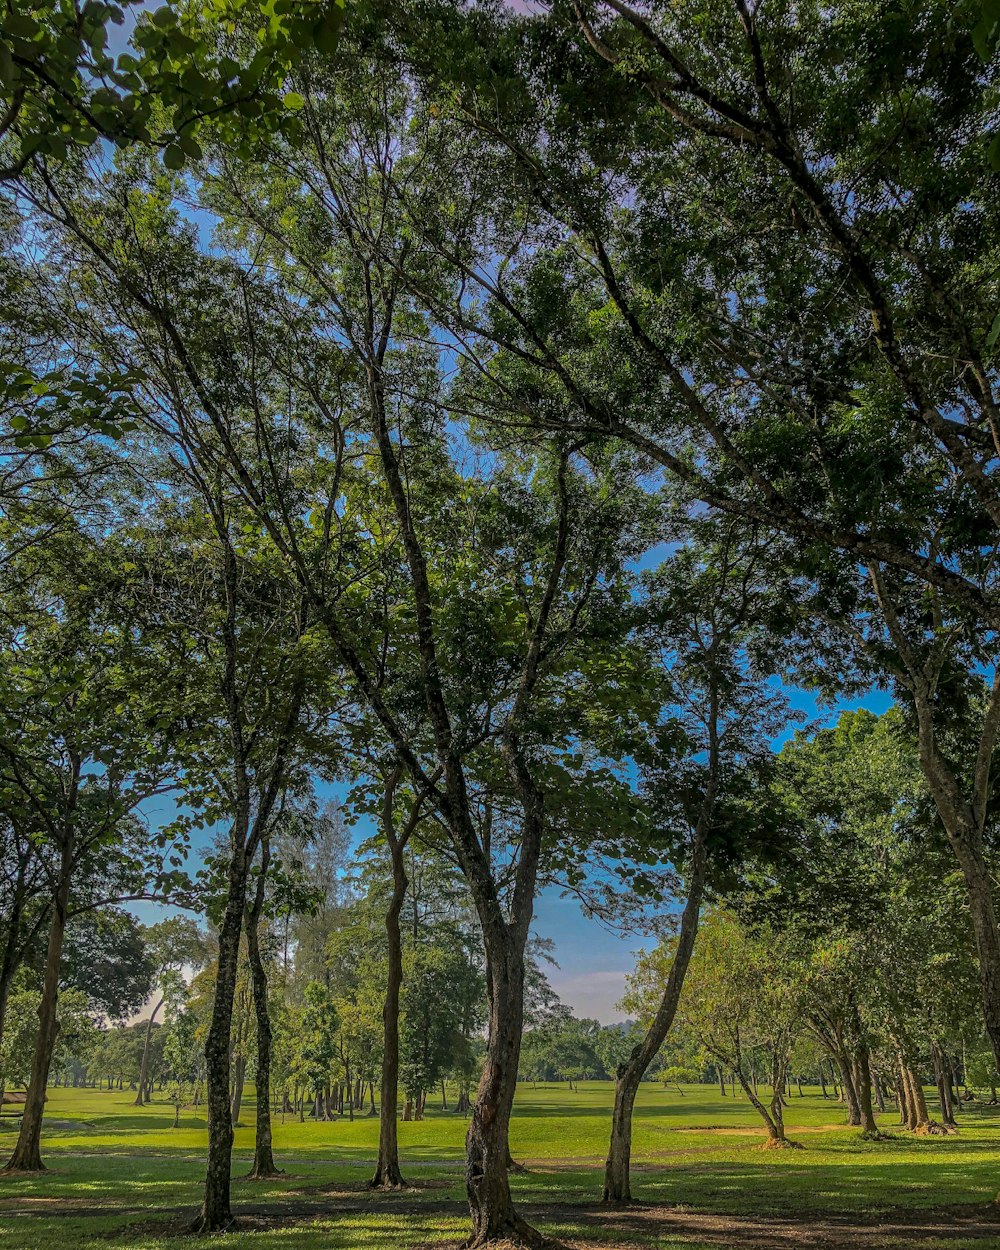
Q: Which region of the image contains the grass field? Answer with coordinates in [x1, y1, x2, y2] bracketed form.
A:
[2, 1082, 1000, 1249]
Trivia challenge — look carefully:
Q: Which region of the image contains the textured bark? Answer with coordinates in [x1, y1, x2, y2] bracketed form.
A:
[872, 1070, 887, 1112]
[854, 1045, 880, 1135]
[464, 940, 543, 1248]
[932, 1043, 957, 1128]
[833, 1047, 862, 1126]
[191, 851, 248, 1232]
[3, 856, 71, 1173]
[905, 1065, 931, 1128]
[246, 839, 281, 1180]
[371, 765, 435, 1190]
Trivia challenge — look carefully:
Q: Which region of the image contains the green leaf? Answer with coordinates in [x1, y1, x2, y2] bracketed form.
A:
[989, 131, 1000, 173]
[163, 144, 185, 170]
[987, 311, 1000, 353]
[177, 132, 203, 160]
[283, 90, 305, 111]
[0, 43, 15, 89]
[313, 11, 342, 55]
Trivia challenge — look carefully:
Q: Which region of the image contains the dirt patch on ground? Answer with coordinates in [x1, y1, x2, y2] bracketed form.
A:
[90, 1196, 1000, 1249]
[560, 1201, 1000, 1249]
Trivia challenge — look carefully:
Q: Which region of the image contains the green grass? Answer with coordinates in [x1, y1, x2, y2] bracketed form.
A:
[1, 1082, 999, 1249]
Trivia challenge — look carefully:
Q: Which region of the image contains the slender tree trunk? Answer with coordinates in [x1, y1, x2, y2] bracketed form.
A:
[734, 1062, 788, 1143]
[833, 1047, 862, 1126]
[3, 858, 72, 1174]
[905, 1065, 930, 1128]
[134, 998, 164, 1107]
[717, 1066, 726, 1096]
[900, 1070, 915, 1130]
[873, 1070, 886, 1112]
[0, 870, 28, 1063]
[855, 1045, 879, 1135]
[603, 791, 711, 1203]
[230, 1056, 246, 1125]
[931, 1043, 957, 1128]
[372, 768, 424, 1189]
[246, 842, 281, 1180]
[902, 673, 1000, 1073]
[192, 849, 248, 1232]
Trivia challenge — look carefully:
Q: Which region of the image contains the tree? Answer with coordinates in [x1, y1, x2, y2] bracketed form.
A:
[131, 918, 204, 1106]
[602, 522, 793, 1203]
[30, 75, 654, 1241]
[636, 911, 804, 1147]
[0, 0, 348, 184]
[163, 1008, 202, 1130]
[368, 764, 437, 1186]
[391, 0, 1000, 1082]
[0, 527, 177, 1173]
[399, 942, 479, 1119]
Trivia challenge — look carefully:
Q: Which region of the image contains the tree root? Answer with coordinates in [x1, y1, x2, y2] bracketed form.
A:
[187, 1212, 237, 1234]
[914, 1120, 958, 1136]
[754, 1137, 804, 1150]
[369, 1174, 409, 1191]
[462, 1212, 561, 1249]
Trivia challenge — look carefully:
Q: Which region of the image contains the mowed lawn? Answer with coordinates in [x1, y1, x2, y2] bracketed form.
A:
[2, 1082, 1000, 1250]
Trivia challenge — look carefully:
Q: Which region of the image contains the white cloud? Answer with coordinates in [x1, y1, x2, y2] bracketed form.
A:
[549, 969, 631, 1023]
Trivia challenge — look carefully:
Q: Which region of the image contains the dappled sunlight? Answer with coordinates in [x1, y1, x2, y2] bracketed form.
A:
[4, 1084, 1000, 1250]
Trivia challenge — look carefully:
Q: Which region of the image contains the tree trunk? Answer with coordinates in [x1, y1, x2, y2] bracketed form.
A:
[230, 1056, 246, 1125]
[904, 679, 1000, 1075]
[3, 850, 72, 1174]
[900, 1070, 915, 1130]
[0, 868, 28, 1064]
[854, 1045, 880, 1135]
[833, 1047, 862, 1126]
[717, 1066, 726, 1096]
[735, 1061, 788, 1143]
[246, 847, 281, 1180]
[603, 806, 709, 1203]
[464, 932, 541, 1248]
[134, 998, 164, 1107]
[192, 850, 248, 1232]
[905, 1065, 930, 1128]
[874, 1071, 886, 1112]
[372, 767, 425, 1188]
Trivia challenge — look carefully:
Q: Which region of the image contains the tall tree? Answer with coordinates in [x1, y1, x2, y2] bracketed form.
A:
[0, 528, 176, 1172]
[603, 523, 791, 1203]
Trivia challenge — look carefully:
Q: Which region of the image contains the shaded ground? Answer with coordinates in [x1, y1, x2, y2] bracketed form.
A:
[17, 1175, 997, 1250]
[5, 1086, 1000, 1250]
